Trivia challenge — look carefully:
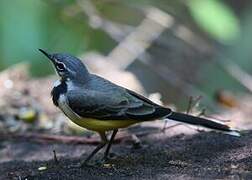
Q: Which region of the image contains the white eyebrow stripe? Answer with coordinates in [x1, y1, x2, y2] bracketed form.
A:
[53, 59, 76, 75]
[55, 61, 66, 71]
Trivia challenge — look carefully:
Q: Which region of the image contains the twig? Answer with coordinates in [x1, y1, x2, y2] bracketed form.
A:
[53, 150, 59, 165]
[1, 115, 230, 146]
[0, 125, 185, 146]
[186, 96, 193, 114]
[197, 108, 206, 117]
[0, 133, 101, 145]
[0, 132, 151, 145]
[162, 122, 184, 132]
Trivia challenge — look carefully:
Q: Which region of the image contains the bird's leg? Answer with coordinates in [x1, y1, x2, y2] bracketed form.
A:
[80, 132, 107, 167]
[103, 129, 118, 161]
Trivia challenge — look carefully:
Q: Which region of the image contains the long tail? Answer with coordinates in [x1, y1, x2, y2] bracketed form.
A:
[167, 111, 240, 136]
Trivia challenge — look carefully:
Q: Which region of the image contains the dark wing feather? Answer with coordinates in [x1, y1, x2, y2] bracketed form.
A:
[67, 90, 126, 119]
[67, 89, 170, 121]
[125, 89, 172, 120]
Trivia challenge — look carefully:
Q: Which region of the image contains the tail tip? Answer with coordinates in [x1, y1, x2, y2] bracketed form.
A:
[225, 129, 241, 137]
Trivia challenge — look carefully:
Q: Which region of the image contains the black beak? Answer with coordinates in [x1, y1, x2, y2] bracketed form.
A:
[38, 49, 53, 60]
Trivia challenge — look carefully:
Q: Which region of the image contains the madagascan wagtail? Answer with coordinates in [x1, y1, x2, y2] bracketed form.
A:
[39, 49, 240, 166]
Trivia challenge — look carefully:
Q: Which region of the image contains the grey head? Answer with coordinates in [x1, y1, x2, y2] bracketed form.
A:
[39, 49, 89, 84]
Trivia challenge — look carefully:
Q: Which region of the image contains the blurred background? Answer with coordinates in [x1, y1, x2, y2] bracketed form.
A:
[2, 1, 252, 177]
[0, 0, 252, 135]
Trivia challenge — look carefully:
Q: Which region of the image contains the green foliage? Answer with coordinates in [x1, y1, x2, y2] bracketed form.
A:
[188, 0, 240, 43]
[0, 0, 115, 76]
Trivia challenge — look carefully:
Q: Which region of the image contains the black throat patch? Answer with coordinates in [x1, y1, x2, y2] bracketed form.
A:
[51, 80, 67, 106]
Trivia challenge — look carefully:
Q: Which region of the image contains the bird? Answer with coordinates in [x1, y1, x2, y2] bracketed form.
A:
[39, 49, 240, 167]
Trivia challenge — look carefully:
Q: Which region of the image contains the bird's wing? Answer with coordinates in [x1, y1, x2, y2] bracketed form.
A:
[66, 89, 170, 121]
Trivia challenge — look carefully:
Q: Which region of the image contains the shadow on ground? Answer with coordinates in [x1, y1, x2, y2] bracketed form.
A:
[1, 128, 252, 180]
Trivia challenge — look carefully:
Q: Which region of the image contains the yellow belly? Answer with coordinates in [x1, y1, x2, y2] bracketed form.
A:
[71, 118, 138, 132]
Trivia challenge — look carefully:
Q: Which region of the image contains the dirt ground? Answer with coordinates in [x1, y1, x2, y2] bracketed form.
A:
[0, 122, 251, 180]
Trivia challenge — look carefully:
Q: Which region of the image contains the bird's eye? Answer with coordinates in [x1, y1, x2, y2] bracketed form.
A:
[56, 62, 65, 71]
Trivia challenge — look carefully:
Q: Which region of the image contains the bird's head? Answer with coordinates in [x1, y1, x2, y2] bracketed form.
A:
[39, 49, 89, 83]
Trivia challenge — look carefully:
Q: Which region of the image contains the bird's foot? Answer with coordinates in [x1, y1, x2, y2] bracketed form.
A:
[161, 120, 169, 133]
[99, 152, 118, 164]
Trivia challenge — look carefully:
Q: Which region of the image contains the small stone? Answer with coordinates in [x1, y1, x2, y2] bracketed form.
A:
[231, 164, 238, 169]
[18, 107, 37, 123]
[103, 163, 113, 168]
[38, 166, 47, 171]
